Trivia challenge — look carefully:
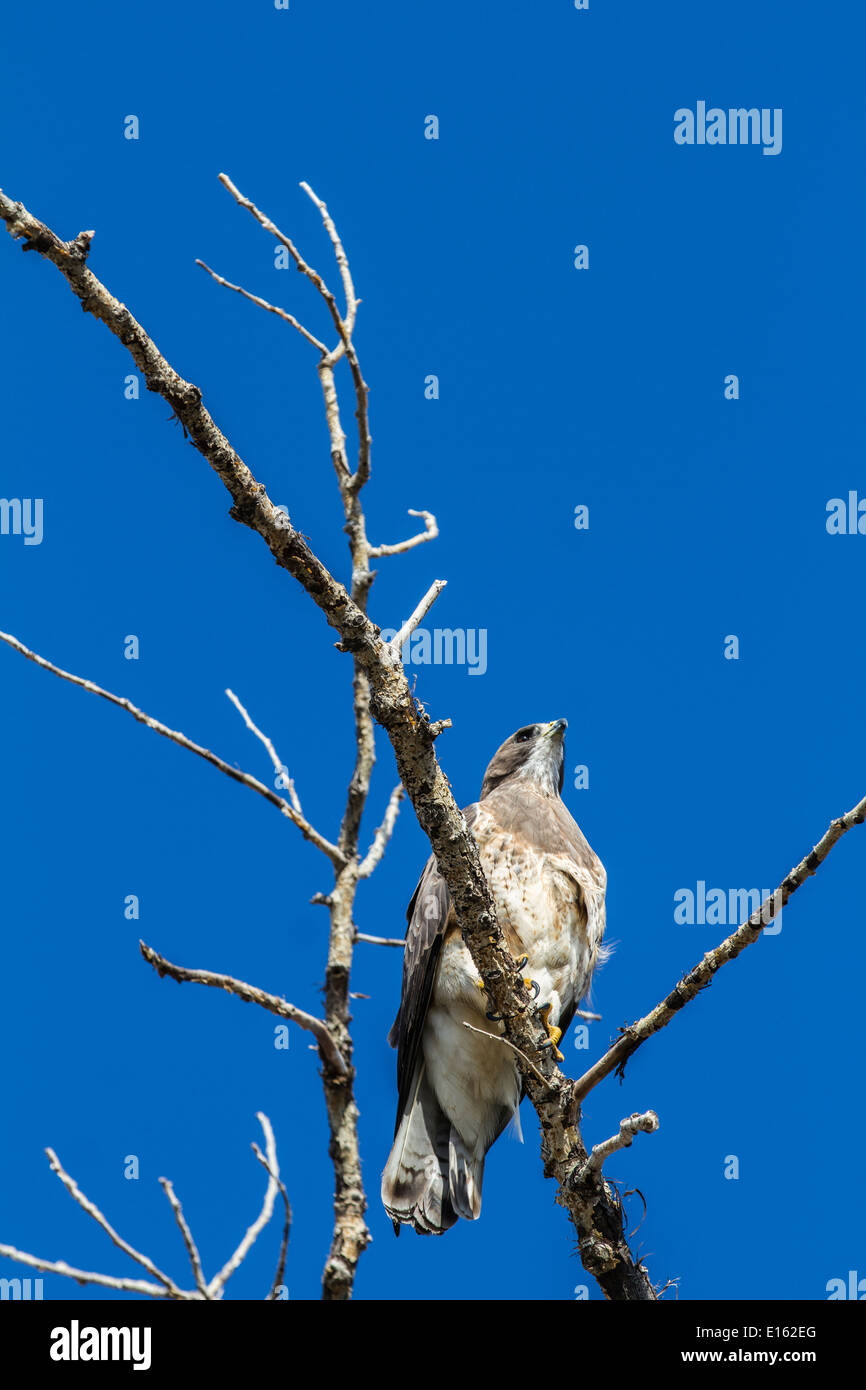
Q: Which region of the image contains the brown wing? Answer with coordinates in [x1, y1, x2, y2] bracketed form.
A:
[388, 804, 479, 1134]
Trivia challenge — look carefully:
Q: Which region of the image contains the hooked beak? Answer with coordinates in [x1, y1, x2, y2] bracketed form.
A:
[542, 718, 568, 741]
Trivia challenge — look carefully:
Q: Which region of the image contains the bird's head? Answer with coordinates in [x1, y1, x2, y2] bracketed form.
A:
[479, 719, 567, 801]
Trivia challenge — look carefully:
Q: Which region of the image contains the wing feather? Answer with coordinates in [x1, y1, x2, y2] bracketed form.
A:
[388, 805, 479, 1133]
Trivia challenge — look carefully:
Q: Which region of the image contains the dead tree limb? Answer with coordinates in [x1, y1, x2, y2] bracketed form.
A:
[3, 182, 863, 1301]
[571, 791, 866, 1111]
[0, 1115, 286, 1300]
[139, 942, 348, 1075]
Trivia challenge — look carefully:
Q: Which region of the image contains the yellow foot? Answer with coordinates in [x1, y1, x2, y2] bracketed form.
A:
[540, 1003, 564, 1061]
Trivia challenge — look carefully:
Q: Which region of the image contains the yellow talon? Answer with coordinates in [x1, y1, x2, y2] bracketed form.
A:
[475, 978, 486, 991]
[540, 1003, 564, 1061]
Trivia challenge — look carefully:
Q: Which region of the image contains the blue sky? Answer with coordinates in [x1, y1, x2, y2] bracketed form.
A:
[1, 0, 863, 1301]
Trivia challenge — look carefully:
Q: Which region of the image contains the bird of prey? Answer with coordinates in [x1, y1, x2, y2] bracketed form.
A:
[381, 718, 606, 1235]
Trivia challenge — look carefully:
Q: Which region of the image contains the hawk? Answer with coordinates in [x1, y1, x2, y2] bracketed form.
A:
[381, 718, 606, 1235]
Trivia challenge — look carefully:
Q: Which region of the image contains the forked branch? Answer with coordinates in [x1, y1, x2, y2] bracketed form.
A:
[0, 1115, 286, 1300]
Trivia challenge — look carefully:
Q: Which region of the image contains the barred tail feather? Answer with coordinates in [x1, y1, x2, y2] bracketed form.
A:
[381, 1063, 457, 1236]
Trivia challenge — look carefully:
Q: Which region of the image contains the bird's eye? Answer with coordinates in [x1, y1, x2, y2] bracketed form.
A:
[514, 727, 535, 743]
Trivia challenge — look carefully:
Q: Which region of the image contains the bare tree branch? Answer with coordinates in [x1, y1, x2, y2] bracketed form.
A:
[0, 188, 364, 650]
[462, 1019, 550, 1090]
[357, 784, 404, 877]
[572, 791, 866, 1110]
[215, 176, 371, 498]
[159, 1179, 208, 1297]
[389, 579, 448, 651]
[0, 1118, 286, 1301]
[195, 259, 327, 352]
[207, 1113, 281, 1298]
[298, 181, 370, 492]
[203, 178, 381, 1295]
[0, 1246, 179, 1299]
[217, 174, 346, 342]
[369, 509, 439, 559]
[139, 941, 348, 1076]
[45, 1146, 180, 1294]
[251, 1140, 292, 1300]
[580, 1112, 660, 1178]
[299, 181, 358, 336]
[226, 687, 303, 815]
[0, 628, 344, 865]
[354, 931, 406, 947]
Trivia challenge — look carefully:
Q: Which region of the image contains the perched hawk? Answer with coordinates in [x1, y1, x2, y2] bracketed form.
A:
[381, 718, 606, 1235]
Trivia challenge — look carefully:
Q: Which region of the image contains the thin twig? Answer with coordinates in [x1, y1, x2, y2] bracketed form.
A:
[219, 173, 345, 349]
[196, 260, 327, 353]
[0, 1117, 287, 1300]
[0, 629, 343, 865]
[159, 1179, 208, 1297]
[207, 1113, 280, 1298]
[251, 1141, 292, 1300]
[45, 1148, 179, 1293]
[389, 580, 448, 652]
[572, 790, 866, 1109]
[354, 931, 405, 948]
[462, 1020, 551, 1090]
[299, 181, 370, 490]
[140, 942, 348, 1075]
[357, 784, 404, 877]
[369, 510, 439, 558]
[0, 1245, 181, 1299]
[226, 687, 303, 815]
[298, 181, 357, 335]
